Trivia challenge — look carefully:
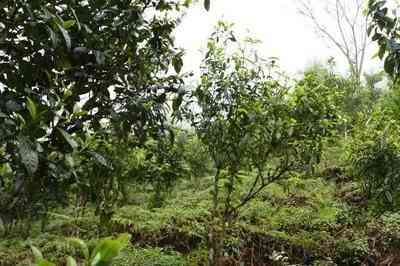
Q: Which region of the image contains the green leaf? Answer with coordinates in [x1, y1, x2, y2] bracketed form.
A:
[385, 190, 393, 203]
[70, 7, 81, 31]
[90, 234, 131, 265]
[68, 238, 90, 259]
[384, 56, 395, 76]
[90, 252, 101, 266]
[57, 23, 71, 49]
[63, 20, 76, 29]
[18, 138, 39, 175]
[46, 25, 59, 48]
[66, 256, 78, 266]
[378, 45, 386, 60]
[57, 128, 79, 150]
[172, 54, 183, 73]
[26, 97, 38, 121]
[31, 246, 43, 261]
[36, 260, 56, 266]
[183, 0, 193, 7]
[204, 0, 210, 11]
[372, 33, 381, 41]
[65, 154, 75, 168]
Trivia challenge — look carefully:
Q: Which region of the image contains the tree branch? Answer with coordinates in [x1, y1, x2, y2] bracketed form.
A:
[298, 0, 368, 82]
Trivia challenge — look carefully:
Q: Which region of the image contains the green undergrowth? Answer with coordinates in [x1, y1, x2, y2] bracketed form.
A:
[2, 175, 400, 265]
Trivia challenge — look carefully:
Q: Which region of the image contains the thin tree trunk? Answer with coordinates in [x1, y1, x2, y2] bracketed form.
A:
[209, 168, 221, 266]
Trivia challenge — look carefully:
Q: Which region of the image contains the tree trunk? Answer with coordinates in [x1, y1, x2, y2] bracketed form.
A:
[209, 168, 221, 266]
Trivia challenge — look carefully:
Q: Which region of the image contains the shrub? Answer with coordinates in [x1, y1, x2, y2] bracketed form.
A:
[30, 233, 131, 266]
[350, 124, 400, 211]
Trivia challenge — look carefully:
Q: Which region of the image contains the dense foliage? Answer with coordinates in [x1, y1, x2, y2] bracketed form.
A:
[3, 0, 400, 265]
[368, 0, 400, 79]
[0, 0, 188, 223]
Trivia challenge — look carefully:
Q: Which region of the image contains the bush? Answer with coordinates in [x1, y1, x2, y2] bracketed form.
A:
[350, 127, 400, 211]
[30, 233, 131, 266]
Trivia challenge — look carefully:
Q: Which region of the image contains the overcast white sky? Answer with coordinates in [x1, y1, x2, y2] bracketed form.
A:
[175, 0, 381, 77]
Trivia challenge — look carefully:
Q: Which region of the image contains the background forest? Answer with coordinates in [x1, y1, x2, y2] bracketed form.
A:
[1, 0, 400, 265]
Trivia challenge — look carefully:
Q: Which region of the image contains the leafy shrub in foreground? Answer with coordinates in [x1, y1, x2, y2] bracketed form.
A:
[31, 233, 131, 266]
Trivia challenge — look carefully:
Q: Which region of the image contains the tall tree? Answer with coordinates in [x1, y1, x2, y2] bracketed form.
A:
[0, 0, 192, 224]
[298, 0, 369, 83]
[190, 22, 338, 266]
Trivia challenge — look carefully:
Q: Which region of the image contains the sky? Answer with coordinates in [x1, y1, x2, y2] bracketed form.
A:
[175, 0, 381, 77]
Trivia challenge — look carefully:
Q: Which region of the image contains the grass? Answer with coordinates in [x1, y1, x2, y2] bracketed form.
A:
[1, 174, 400, 265]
